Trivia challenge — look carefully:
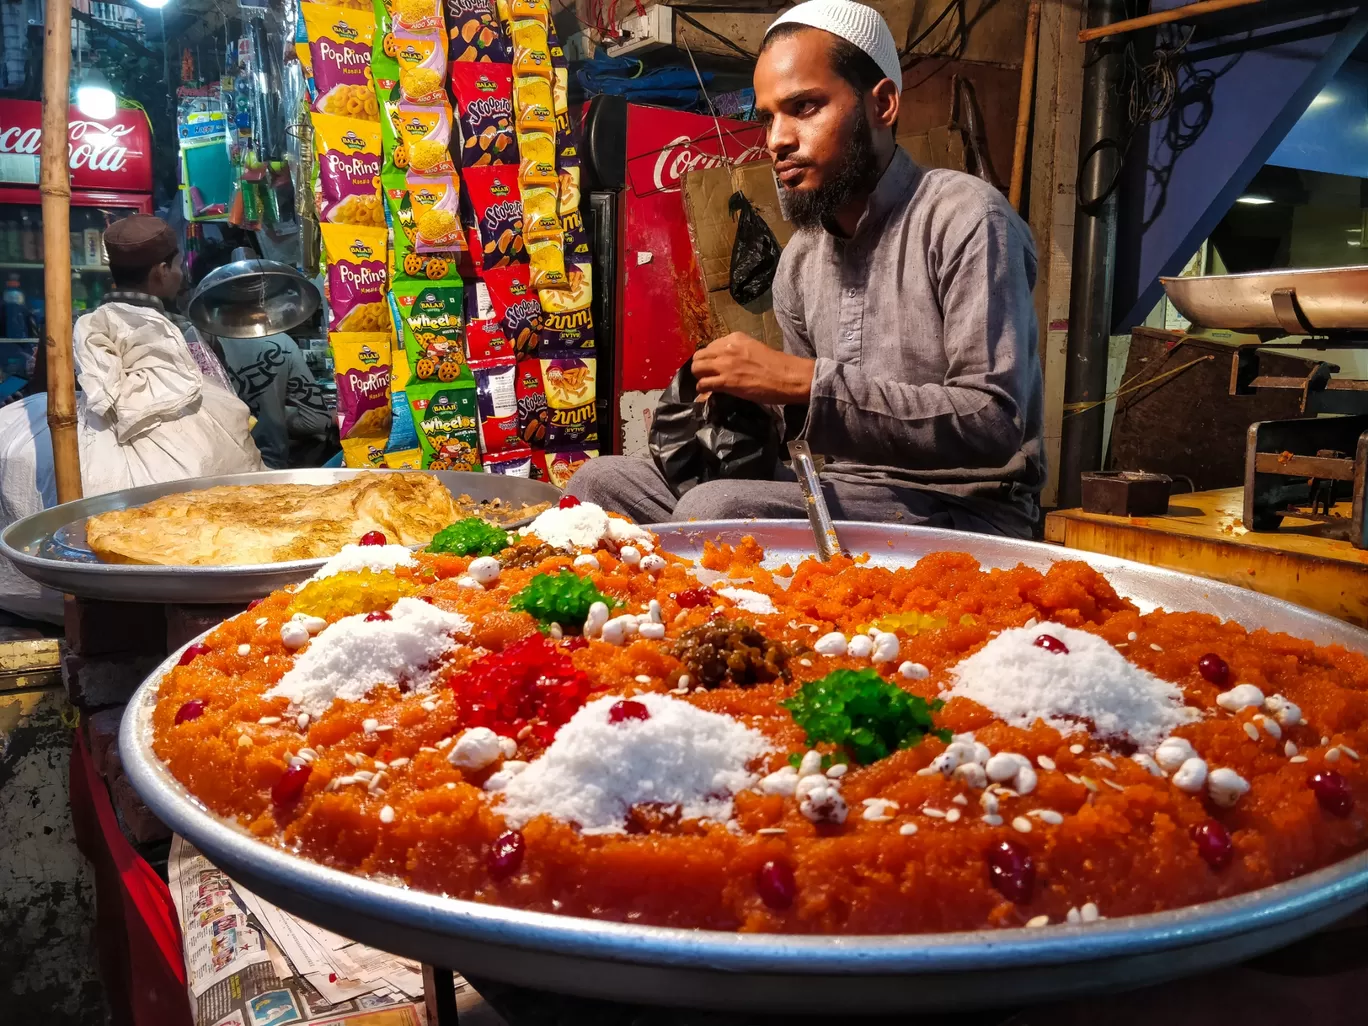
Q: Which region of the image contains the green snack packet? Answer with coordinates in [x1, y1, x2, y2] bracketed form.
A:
[392, 279, 468, 385]
[391, 210, 463, 284]
[408, 380, 481, 471]
[373, 1, 405, 174]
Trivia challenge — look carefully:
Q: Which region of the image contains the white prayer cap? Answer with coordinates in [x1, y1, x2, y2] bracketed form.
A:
[765, 1, 902, 93]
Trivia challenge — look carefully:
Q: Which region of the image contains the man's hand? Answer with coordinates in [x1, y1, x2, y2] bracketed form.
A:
[691, 333, 814, 405]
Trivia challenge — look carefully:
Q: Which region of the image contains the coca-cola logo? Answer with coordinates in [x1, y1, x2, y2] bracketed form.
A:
[651, 134, 768, 194]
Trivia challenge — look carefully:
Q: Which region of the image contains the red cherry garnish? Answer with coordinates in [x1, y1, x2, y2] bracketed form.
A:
[986, 839, 1035, 904]
[174, 699, 206, 725]
[676, 587, 716, 608]
[1310, 770, 1354, 817]
[247, 597, 264, 610]
[1197, 653, 1230, 686]
[358, 531, 387, 546]
[560, 635, 588, 651]
[271, 763, 311, 806]
[1033, 634, 1069, 655]
[757, 860, 797, 910]
[609, 699, 650, 724]
[178, 642, 210, 666]
[488, 829, 525, 880]
[558, 495, 581, 509]
[1192, 819, 1233, 869]
[365, 610, 393, 622]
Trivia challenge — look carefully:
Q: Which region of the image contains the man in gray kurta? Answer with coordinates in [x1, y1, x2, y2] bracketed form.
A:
[566, 0, 1045, 537]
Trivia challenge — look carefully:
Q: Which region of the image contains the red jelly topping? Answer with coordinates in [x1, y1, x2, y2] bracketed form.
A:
[1192, 819, 1233, 869]
[676, 587, 716, 608]
[272, 763, 311, 806]
[558, 495, 581, 509]
[448, 635, 594, 744]
[174, 700, 206, 725]
[178, 642, 210, 666]
[1311, 770, 1354, 817]
[1197, 653, 1230, 687]
[247, 597, 264, 610]
[359, 531, 387, 546]
[1033, 634, 1069, 655]
[757, 860, 797, 910]
[986, 840, 1035, 903]
[488, 830, 525, 880]
[365, 610, 393, 622]
[560, 635, 589, 652]
[609, 700, 650, 724]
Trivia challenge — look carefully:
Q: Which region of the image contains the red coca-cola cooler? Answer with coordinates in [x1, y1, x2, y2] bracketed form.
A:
[0, 100, 154, 348]
[582, 99, 766, 454]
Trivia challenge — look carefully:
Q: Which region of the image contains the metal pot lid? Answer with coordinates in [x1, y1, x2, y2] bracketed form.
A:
[187, 247, 320, 339]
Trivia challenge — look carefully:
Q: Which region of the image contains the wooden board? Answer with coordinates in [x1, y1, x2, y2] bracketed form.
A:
[895, 58, 1023, 188]
[1046, 487, 1368, 626]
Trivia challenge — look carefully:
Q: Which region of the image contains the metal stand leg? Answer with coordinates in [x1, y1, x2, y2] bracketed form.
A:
[423, 964, 460, 1025]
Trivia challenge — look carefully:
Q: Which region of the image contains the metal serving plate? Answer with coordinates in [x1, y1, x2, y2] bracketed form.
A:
[1160, 265, 1368, 333]
[120, 521, 1368, 1012]
[0, 469, 559, 604]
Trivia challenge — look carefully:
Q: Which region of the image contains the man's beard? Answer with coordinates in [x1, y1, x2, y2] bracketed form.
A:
[781, 107, 879, 231]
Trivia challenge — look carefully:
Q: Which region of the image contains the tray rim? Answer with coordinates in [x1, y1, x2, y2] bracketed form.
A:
[120, 518, 1368, 982]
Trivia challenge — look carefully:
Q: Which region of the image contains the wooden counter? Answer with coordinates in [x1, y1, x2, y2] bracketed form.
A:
[1045, 487, 1368, 627]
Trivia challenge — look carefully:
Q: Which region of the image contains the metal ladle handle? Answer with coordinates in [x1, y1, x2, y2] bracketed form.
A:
[787, 440, 841, 561]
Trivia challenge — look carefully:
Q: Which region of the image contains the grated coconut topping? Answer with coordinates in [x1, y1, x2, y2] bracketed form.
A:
[267, 597, 470, 719]
[490, 693, 771, 834]
[716, 587, 777, 615]
[942, 621, 1198, 749]
[520, 502, 654, 553]
[310, 544, 417, 580]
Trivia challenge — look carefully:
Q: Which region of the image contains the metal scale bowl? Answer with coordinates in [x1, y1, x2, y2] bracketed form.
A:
[1160, 266, 1368, 548]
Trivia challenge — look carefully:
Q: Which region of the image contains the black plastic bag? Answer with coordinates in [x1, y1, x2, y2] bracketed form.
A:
[648, 361, 780, 497]
[728, 191, 781, 305]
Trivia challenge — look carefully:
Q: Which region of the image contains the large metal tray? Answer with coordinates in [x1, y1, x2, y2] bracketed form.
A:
[1, 469, 559, 604]
[120, 521, 1368, 1012]
[1160, 265, 1368, 334]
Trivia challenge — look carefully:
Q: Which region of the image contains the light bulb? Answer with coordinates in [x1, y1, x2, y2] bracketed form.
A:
[133, 0, 171, 8]
[75, 72, 117, 121]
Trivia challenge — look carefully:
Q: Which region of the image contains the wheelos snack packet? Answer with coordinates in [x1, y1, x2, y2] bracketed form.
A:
[394, 28, 448, 105]
[464, 165, 525, 271]
[330, 331, 393, 468]
[313, 114, 384, 226]
[321, 223, 390, 332]
[451, 62, 517, 168]
[447, 0, 512, 62]
[396, 102, 457, 175]
[541, 354, 597, 449]
[481, 263, 541, 359]
[392, 280, 468, 384]
[302, 4, 378, 120]
[409, 382, 481, 470]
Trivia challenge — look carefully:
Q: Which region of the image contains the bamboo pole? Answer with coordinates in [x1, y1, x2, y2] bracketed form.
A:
[1009, 1, 1043, 211]
[42, 0, 81, 504]
[1079, 0, 1262, 43]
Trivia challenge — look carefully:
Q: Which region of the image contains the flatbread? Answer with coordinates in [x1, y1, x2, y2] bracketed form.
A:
[85, 473, 459, 566]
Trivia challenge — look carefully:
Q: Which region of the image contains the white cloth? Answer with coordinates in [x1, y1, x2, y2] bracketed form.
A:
[766, 1, 902, 91]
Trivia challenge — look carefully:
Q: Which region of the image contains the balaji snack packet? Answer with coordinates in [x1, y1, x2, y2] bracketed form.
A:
[396, 102, 457, 175]
[302, 4, 378, 120]
[313, 114, 384, 226]
[384, 344, 423, 468]
[540, 354, 597, 449]
[390, 207, 463, 282]
[392, 280, 468, 384]
[451, 62, 517, 167]
[391, 0, 443, 32]
[525, 235, 567, 291]
[472, 356, 526, 455]
[464, 165, 526, 270]
[481, 263, 540, 359]
[464, 317, 514, 362]
[331, 331, 393, 467]
[394, 27, 448, 105]
[407, 172, 463, 251]
[483, 449, 532, 476]
[447, 0, 512, 62]
[321, 223, 390, 332]
[409, 381, 481, 470]
[545, 448, 596, 489]
[514, 356, 549, 449]
[537, 261, 593, 351]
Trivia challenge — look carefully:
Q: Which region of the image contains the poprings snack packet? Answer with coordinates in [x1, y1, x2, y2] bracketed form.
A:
[330, 331, 393, 467]
[321, 223, 390, 332]
[472, 357, 526, 455]
[541, 354, 597, 448]
[396, 102, 456, 175]
[407, 172, 463, 251]
[391, 0, 443, 32]
[514, 356, 549, 449]
[450, 62, 517, 167]
[464, 165, 526, 271]
[447, 0, 512, 62]
[393, 280, 468, 384]
[313, 114, 384, 226]
[409, 382, 481, 470]
[464, 318, 514, 362]
[546, 448, 596, 489]
[394, 28, 448, 105]
[483, 449, 532, 476]
[482, 263, 541, 359]
[302, 3, 378, 119]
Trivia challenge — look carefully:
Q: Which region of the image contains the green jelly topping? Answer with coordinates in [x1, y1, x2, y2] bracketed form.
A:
[427, 518, 511, 557]
[781, 668, 949, 765]
[509, 570, 618, 629]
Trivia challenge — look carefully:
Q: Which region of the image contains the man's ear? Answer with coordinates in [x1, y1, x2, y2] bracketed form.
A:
[872, 78, 900, 132]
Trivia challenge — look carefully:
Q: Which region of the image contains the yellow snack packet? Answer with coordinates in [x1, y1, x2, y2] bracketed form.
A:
[302, 4, 378, 120]
[321, 223, 390, 332]
[509, 0, 549, 28]
[407, 173, 464, 251]
[313, 114, 384, 226]
[520, 185, 557, 225]
[395, 27, 448, 104]
[329, 331, 393, 467]
[397, 102, 457, 175]
[526, 235, 566, 291]
[513, 79, 555, 134]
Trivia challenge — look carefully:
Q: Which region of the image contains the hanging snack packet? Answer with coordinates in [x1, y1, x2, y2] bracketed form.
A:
[384, 343, 424, 468]
[464, 318, 514, 362]
[557, 158, 581, 232]
[392, 280, 468, 384]
[525, 235, 567, 291]
[484, 449, 532, 476]
[407, 172, 464, 252]
[450, 62, 517, 167]
[482, 263, 541, 359]
[396, 102, 457, 175]
[513, 84, 555, 138]
[541, 354, 597, 449]
[383, 167, 416, 239]
[537, 261, 593, 351]
[448, 0, 512, 63]
[391, 0, 443, 32]
[313, 114, 384, 226]
[472, 357, 526, 455]
[303, 4, 379, 120]
[394, 28, 448, 105]
[515, 357, 550, 449]
[391, 208, 463, 281]
[464, 165, 525, 270]
[510, 25, 553, 82]
[330, 331, 393, 467]
[321, 223, 390, 332]
[545, 448, 597, 489]
[409, 382, 481, 470]
[509, 0, 550, 29]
